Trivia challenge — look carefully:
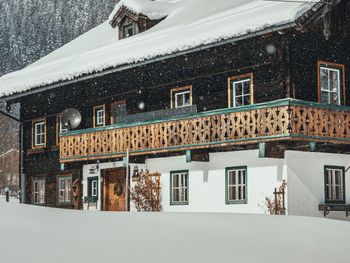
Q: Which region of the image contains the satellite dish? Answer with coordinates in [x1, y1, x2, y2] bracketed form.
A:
[61, 108, 82, 131]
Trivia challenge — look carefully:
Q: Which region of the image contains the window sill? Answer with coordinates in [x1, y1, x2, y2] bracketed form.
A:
[170, 202, 189, 206]
[27, 147, 46, 154]
[226, 200, 247, 205]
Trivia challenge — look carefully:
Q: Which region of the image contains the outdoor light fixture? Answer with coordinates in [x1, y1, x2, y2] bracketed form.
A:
[132, 165, 140, 182]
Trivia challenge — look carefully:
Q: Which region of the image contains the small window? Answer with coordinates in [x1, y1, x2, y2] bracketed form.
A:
[170, 86, 192, 109]
[324, 166, 345, 204]
[32, 119, 46, 148]
[170, 170, 189, 205]
[58, 176, 72, 204]
[228, 74, 254, 108]
[93, 105, 105, 127]
[33, 178, 45, 204]
[123, 24, 134, 38]
[318, 61, 345, 105]
[225, 166, 247, 204]
[56, 114, 69, 145]
[87, 176, 99, 202]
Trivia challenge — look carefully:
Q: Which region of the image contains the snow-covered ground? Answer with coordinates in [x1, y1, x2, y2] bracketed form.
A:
[0, 202, 349, 263]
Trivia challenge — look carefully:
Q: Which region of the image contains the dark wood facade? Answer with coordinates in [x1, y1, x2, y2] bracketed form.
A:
[5, 1, 350, 207]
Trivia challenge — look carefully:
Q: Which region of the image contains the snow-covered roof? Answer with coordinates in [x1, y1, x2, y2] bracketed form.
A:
[0, 0, 321, 98]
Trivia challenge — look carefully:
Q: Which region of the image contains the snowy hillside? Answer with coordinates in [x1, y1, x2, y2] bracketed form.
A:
[0, 0, 117, 77]
[0, 202, 349, 263]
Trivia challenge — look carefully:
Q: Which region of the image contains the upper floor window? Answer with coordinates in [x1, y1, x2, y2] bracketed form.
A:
[111, 100, 127, 124]
[170, 86, 193, 109]
[32, 119, 46, 148]
[93, 105, 105, 128]
[324, 166, 345, 204]
[56, 114, 68, 145]
[123, 23, 134, 38]
[318, 61, 345, 105]
[225, 166, 247, 204]
[228, 73, 254, 108]
[170, 170, 189, 205]
[58, 176, 72, 204]
[33, 178, 45, 205]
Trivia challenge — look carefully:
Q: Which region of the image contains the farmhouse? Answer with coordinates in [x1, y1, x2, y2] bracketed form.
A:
[0, 0, 349, 219]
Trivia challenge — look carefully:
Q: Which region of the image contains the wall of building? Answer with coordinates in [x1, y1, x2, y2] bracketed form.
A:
[146, 150, 286, 213]
[286, 151, 350, 220]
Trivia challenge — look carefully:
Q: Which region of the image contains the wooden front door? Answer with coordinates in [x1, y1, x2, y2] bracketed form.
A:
[103, 168, 127, 211]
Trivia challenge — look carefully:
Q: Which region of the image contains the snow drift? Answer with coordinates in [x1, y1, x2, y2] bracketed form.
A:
[0, 201, 349, 263]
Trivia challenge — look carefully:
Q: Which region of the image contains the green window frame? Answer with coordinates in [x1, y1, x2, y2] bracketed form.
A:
[225, 166, 248, 204]
[324, 166, 346, 204]
[170, 170, 189, 205]
[87, 176, 99, 202]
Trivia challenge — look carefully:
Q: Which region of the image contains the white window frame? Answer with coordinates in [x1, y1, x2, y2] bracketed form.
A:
[226, 167, 247, 204]
[320, 66, 341, 105]
[170, 171, 188, 205]
[325, 167, 345, 203]
[96, 109, 104, 126]
[58, 176, 72, 204]
[175, 90, 191, 108]
[231, 78, 252, 108]
[34, 121, 45, 147]
[92, 180, 98, 197]
[33, 178, 45, 205]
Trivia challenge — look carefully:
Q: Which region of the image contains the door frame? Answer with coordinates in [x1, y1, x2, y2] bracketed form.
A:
[101, 167, 130, 211]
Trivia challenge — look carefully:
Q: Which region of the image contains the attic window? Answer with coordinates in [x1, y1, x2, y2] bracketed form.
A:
[123, 24, 134, 38]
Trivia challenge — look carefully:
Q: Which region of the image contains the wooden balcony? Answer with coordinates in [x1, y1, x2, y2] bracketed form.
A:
[60, 99, 350, 163]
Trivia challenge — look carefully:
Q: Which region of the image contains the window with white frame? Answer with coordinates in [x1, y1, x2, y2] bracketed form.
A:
[58, 176, 72, 203]
[171, 86, 192, 108]
[324, 166, 345, 203]
[170, 170, 188, 205]
[226, 167, 247, 204]
[33, 120, 46, 147]
[319, 64, 343, 105]
[230, 76, 253, 108]
[93, 105, 105, 127]
[56, 114, 68, 145]
[87, 176, 98, 202]
[33, 178, 45, 204]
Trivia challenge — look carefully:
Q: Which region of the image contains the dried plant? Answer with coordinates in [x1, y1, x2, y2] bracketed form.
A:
[260, 180, 287, 215]
[130, 171, 162, 212]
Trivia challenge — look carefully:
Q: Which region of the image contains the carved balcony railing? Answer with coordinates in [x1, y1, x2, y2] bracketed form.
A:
[60, 99, 350, 163]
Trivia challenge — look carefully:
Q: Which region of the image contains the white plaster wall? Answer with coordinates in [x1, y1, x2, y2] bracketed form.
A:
[146, 150, 287, 213]
[285, 151, 350, 220]
[82, 161, 145, 211]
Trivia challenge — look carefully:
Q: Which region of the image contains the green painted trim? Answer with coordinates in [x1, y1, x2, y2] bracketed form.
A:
[170, 170, 189, 206]
[225, 166, 248, 205]
[56, 175, 73, 205]
[324, 165, 346, 204]
[258, 142, 266, 158]
[186, 150, 191, 163]
[60, 98, 350, 138]
[87, 176, 99, 201]
[309, 142, 317, 152]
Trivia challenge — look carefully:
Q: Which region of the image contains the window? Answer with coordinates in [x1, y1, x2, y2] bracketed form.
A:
[318, 61, 345, 105]
[110, 100, 127, 124]
[228, 74, 254, 108]
[93, 105, 105, 127]
[58, 176, 72, 204]
[170, 170, 189, 205]
[56, 114, 68, 145]
[170, 86, 192, 109]
[324, 166, 345, 204]
[123, 24, 134, 38]
[32, 119, 46, 147]
[225, 166, 247, 204]
[33, 178, 45, 204]
[87, 176, 99, 202]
